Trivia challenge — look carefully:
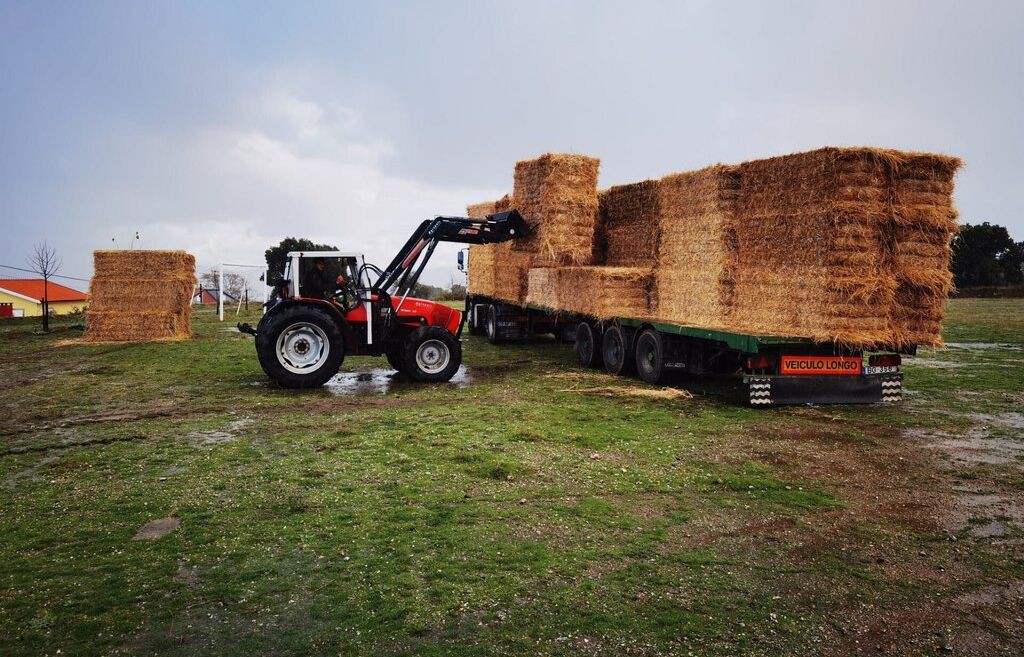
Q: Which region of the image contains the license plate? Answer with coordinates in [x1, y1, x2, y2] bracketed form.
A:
[863, 365, 898, 375]
[779, 355, 862, 375]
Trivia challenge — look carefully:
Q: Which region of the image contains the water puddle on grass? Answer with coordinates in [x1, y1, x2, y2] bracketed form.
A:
[187, 418, 255, 446]
[323, 366, 472, 396]
[944, 342, 1024, 351]
[3, 455, 59, 490]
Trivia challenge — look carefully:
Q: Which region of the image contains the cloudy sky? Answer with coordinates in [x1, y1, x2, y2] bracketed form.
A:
[2, 1, 1022, 288]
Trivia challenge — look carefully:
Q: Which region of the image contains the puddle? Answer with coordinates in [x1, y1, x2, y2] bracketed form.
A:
[133, 517, 180, 540]
[324, 366, 472, 396]
[945, 342, 1024, 351]
[904, 358, 963, 369]
[3, 455, 59, 490]
[967, 412, 1024, 431]
[188, 418, 255, 446]
[930, 435, 1024, 465]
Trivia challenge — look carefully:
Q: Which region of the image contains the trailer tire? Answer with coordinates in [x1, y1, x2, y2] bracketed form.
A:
[403, 326, 462, 382]
[576, 322, 603, 368]
[256, 305, 345, 388]
[485, 305, 502, 344]
[635, 329, 665, 384]
[602, 324, 634, 376]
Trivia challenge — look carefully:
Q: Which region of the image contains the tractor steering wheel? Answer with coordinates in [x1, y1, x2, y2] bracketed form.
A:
[331, 275, 361, 313]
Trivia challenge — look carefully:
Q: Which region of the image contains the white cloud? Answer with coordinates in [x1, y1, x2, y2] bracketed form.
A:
[89, 88, 504, 287]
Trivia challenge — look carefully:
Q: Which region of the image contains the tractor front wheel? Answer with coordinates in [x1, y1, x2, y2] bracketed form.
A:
[403, 326, 462, 382]
[256, 305, 345, 388]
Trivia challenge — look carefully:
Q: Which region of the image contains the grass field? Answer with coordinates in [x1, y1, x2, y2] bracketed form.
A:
[2, 299, 1023, 656]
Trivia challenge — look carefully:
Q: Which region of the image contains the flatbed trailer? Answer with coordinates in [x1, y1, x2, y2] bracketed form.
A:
[464, 294, 906, 406]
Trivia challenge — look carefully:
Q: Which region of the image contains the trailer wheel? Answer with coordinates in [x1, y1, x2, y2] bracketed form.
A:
[485, 305, 502, 344]
[403, 326, 462, 382]
[635, 329, 665, 384]
[256, 305, 345, 388]
[602, 325, 634, 376]
[576, 322, 603, 368]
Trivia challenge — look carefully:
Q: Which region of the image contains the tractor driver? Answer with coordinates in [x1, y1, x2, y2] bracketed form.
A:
[301, 258, 335, 299]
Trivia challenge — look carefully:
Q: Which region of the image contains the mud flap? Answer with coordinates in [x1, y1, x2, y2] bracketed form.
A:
[745, 373, 902, 406]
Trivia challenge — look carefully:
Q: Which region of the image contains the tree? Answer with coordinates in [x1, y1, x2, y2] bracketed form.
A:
[951, 223, 1023, 288]
[264, 237, 339, 287]
[198, 269, 250, 300]
[26, 242, 61, 332]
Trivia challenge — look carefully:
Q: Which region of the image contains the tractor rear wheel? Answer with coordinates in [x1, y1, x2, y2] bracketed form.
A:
[403, 326, 462, 382]
[602, 324, 634, 377]
[575, 322, 603, 368]
[256, 305, 344, 388]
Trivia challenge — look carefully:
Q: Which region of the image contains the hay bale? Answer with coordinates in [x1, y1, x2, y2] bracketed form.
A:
[654, 165, 740, 329]
[511, 153, 600, 266]
[599, 180, 660, 267]
[730, 147, 960, 347]
[85, 250, 195, 342]
[489, 245, 532, 304]
[466, 200, 498, 297]
[555, 267, 653, 318]
[526, 267, 560, 310]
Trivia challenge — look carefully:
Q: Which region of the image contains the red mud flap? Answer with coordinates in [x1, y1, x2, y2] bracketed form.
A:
[745, 373, 903, 406]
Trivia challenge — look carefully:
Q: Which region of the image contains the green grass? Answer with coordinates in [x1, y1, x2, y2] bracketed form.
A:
[1, 300, 1023, 655]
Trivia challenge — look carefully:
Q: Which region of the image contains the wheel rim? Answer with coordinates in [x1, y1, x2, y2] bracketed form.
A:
[638, 337, 656, 374]
[415, 339, 450, 375]
[276, 322, 330, 374]
[605, 330, 623, 368]
[578, 326, 593, 362]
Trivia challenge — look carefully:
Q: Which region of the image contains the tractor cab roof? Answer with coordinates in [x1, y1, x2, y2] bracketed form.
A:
[286, 251, 362, 259]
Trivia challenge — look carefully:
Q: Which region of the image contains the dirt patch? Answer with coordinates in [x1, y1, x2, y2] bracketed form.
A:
[133, 517, 180, 540]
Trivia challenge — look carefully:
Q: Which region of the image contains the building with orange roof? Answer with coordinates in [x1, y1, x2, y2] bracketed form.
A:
[0, 279, 90, 318]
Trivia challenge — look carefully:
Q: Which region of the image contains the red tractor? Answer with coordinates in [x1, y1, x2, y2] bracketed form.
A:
[241, 210, 529, 388]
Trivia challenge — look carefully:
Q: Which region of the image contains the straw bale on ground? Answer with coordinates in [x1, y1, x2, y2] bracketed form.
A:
[85, 250, 195, 342]
[512, 153, 600, 266]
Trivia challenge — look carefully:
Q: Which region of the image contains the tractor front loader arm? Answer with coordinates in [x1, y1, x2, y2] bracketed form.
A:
[373, 210, 530, 295]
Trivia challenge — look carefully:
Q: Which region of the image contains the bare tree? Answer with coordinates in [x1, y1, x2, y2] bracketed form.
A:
[198, 269, 250, 302]
[27, 242, 62, 332]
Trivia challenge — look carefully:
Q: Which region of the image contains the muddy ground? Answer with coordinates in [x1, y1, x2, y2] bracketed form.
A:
[0, 299, 1022, 656]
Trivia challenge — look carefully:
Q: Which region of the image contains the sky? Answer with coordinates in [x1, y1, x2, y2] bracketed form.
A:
[1, 0, 1022, 290]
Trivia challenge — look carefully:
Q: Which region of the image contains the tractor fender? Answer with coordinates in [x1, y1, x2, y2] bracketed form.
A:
[260, 298, 358, 351]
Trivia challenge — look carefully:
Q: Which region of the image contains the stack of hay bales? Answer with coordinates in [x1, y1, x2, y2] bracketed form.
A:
[86, 250, 195, 342]
[729, 147, 960, 347]
[478, 153, 603, 306]
[513, 153, 601, 266]
[887, 154, 961, 347]
[599, 180, 661, 267]
[472, 147, 959, 349]
[654, 166, 740, 330]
